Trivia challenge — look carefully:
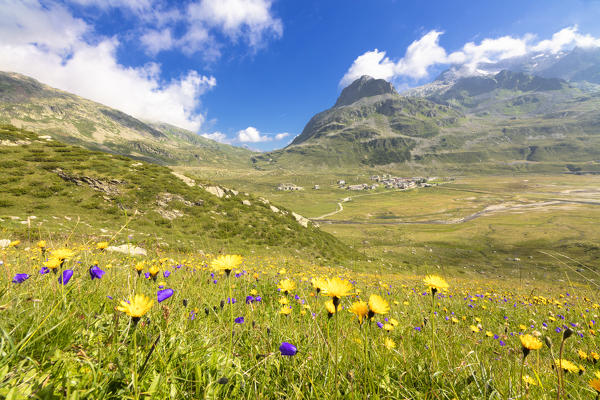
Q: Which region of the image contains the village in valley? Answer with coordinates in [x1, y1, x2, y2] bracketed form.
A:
[277, 175, 439, 192]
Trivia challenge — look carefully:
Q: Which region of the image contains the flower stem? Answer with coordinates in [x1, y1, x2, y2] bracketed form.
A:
[519, 354, 525, 399]
[431, 291, 436, 366]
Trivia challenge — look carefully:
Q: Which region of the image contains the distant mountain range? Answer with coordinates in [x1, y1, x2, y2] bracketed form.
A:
[1, 45, 600, 174]
[253, 47, 600, 173]
[0, 71, 253, 167]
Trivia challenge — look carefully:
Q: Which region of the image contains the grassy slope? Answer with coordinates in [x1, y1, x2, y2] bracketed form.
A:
[0, 125, 357, 262]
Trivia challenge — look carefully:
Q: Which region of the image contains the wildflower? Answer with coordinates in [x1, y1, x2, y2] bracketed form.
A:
[384, 338, 396, 350]
[39, 266, 50, 275]
[278, 279, 296, 294]
[279, 297, 289, 305]
[117, 294, 153, 323]
[523, 375, 537, 386]
[389, 318, 399, 327]
[44, 258, 62, 273]
[470, 325, 480, 333]
[590, 379, 600, 393]
[311, 277, 327, 294]
[451, 317, 459, 324]
[554, 359, 579, 374]
[279, 306, 292, 315]
[37, 240, 46, 249]
[89, 265, 105, 280]
[9, 240, 20, 247]
[246, 296, 255, 304]
[279, 342, 297, 356]
[368, 294, 390, 318]
[322, 277, 353, 309]
[578, 349, 588, 360]
[157, 289, 174, 303]
[349, 301, 369, 324]
[51, 248, 74, 262]
[149, 265, 159, 281]
[96, 242, 108, 250]
[486, 331, 494, 337]
[134, 262, 144, 276]
[211, 254, 242, 276]
[383, 323, 394, 331]
[235, 317, 244, 324]
[58, 269, 73, 285]
[12, 273, 29, 283]
[423, 275, 449, 294]
[163, 270, 171, 278]
[325, 299, 336, 316]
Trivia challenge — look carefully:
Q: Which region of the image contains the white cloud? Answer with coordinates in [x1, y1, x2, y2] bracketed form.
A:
[0, 0, 215, 131]
[201, 131, 230, 143]
[275, 132, 289, 140]
[69, 0, 155, 13]
[236, 126, 271, 142]
[188, 0, 282, 48]
[341, 26, 600, 86]
[140, 28, 175, 56]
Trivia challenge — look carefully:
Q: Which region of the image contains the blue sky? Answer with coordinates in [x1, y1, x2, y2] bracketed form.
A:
[1, 0, 600, 151]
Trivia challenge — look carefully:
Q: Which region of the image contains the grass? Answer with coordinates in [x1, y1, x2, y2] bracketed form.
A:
[0, 241, 599, 399]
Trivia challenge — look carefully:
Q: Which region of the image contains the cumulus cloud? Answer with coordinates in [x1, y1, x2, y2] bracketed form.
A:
[275, 132, 290, 140]
[201, 131, 230, 143]
[236, 126, 271, 143]
[0, 0, 216, 131]
[341, 26, 600, 86]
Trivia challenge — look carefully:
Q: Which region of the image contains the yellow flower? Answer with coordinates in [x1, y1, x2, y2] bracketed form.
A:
[279, 297, 289, 305]
[37, 240, 46, 249]
[520, 334, 542, 351]
[368, 294, 390, 316]
[591, 352, 600, 361]
[423, 275, 449, 293]
[311, 277, 328, 293]
[349, 301, 369, 324]
[250, 289, 258, 296]
[51, 248, 75, 261]
[554, 359, 579, 374]
[389, 318, 399, 327]
[590, 379, 600, 393]
[279, 306, 291, 315]
[96, 242, 108, 250]
[486, 331, 494, 337]
[384, 338, 396, 350]
[523, 375, 537, 386]
[451, 317, 459, 324]
[211, 254, 243, 273]
[149, 265, 160, 277]
[321, 277, 353, 299]
[135, 262, 145, 272]
[44, 258, 62, 270]
[278, 279, 296, 294]
[470, 325, 480, 333]
[116, 294, 153, 321]
[9, 240, 20, 248]
[595, 371, 600, 379]
[325, 299, 336, 315]
[383, 323, 394, 331]
[578, 349, 588, 360]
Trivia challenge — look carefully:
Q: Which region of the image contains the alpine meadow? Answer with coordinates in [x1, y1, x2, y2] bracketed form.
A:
[2, 1, 600, 399]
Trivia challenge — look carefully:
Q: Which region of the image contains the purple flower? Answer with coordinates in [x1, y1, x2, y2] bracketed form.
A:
[377, 322, 384, 329]
[144, 272, 150, 279]
[499, 340, 506, 346]
[157, 288, 174, 303]
[12, 273, 30, 283]
[255, 296, 262, 302]
[235, 317, 244, 324]
[107, 295, 113, 300]
[414, 326, 422, 332]
[190, 311, 196, 320]
[279, 342, 297, 356]
[39, 267, 49, 275]
[227, 298, 236, 304]
[213, 280, 217, 284]
[59, 269, 73, 285]
[89, 265, 105, 280]
[245, 296, 254, 304]
[163, 270, 170, 278]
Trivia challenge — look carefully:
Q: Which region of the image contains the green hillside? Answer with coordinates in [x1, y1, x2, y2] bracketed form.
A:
[0, 125, 356, 261]
[0, 71, 253, 168]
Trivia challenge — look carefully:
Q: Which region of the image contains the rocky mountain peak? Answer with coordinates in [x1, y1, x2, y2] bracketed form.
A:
[334, 75, 398, 107]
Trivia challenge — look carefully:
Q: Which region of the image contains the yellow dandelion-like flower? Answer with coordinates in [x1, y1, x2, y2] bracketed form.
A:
[423, 275, 449, 293]
[523, 375, 537, 386]
[451, 317, 459, 324]
[368, 294, 390, 316]
[211, 254, 243, 274]
[116, 294, 153, 321]
[519, 324, 527, 331]
[520, 334, 543, 351]
[486, 331, 494, 337]
[96, 242, 108, 250]
[9, 240, 20, 248]
[554, 359, 579, 374]
[51, 248, 75, 261]
[383, 323, 394, 331]
[578, 349, 588, 360]
[389, 318, 399, 327]
[349, 300, 369, 324]
[279, 297, 289, 305]
[470, 325, 480, 333]
[278, 279, 296, 294]
[590, 379, 600, 393]
[279, 306, 292, 315]
[591, 352, 600, 361]
[135, 262, 145, 272]
[250, 289, 258, 296]
[595, 371, 600, 379]
[37, 240, 46, 249]
[384, 338, 396, 350]
[325, 299, 336, 315]
[311, 277, 328, 293]
[43, 258, 62, 270]
[321, 277, 353, 300]
[149, 265, 160, 277]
